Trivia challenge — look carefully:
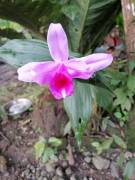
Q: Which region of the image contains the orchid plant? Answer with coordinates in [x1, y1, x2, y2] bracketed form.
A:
[0, 23, 113, 144]
[18, 23, 113, 99]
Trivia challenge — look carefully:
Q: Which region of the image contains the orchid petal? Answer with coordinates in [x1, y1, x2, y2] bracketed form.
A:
[47, 23, 69, 62]
[49, 65, 74, 99]
[65, 59, 92, 79]
[79, 53, 113, 73]
[17, 61, 58, 85]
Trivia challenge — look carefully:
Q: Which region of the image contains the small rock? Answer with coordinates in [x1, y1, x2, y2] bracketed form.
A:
[110, 162, 119, 178]
[56, 167, 63, 177]
[65, 167, 72, 175]
[40, 170, 47, 177]
[52, 175, 60, 180]
[89, 178, 93, 180]
[43, 177, 48, 180]
[83, 151, 91, 156]
[62, 160, 68, 168]
[125, 151, 132, 160]
[46, 163, 55, 173]
[70, 175, 76, 180]
[84, 156, 91, 163]
[0, 155, 7, 173]
[92, 156, 110, 170]
[59, 154, 64, 161]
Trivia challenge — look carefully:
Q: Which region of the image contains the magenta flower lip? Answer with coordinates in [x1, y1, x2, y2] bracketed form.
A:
[18, 23, 113, 99]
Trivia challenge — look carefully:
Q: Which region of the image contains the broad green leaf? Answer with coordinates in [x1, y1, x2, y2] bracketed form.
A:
[0, 39, 51, 66]
[34, 137, 46, 160]
[64, 80, 94, 143]
[113, 134, 127, 149]
[63, 0, 120, 52]
[0, 39, 79, 67]
[42, 147, 55, 163]
[48, 137, 62, 147]
[124, 159, 135, 179]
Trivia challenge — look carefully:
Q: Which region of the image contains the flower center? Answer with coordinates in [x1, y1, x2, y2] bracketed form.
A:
[54, 73, 70, 90]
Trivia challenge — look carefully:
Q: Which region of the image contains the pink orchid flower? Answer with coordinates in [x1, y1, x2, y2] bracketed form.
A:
[18, 23, 113, 99]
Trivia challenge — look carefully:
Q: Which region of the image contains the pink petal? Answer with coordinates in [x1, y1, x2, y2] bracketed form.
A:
[17, 61, 59, 85]
[47, 23, 69, 62]
[65, 59, 92, 79]
[49, 66, 73, 99]
[79, 53, 113, 73]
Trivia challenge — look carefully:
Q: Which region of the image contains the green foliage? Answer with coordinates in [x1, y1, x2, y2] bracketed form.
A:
[112, 134, 127, 149]
[95, 86, 113, 111]
[102, 61, 135, 126]
[0, 28, 25, 39]
[92, 137, 113, 154]
[34, 136, 46, 160]
[124, 158, 135, 180]
[92, 134, 126, 155]
[64, 80, 94, 145]
[0, 39, 51, 66]
[0, 39, 79, 66]
[0, 18, 26, 39]
[34, 136, 62, 162]
[0, 0, 65, 39]
[0, 0, 120, 52]
[42, 147, 56, 163]
[117, 152, 125, 167]
[62, 0, 120, 53]
[48, 137, 62, 147]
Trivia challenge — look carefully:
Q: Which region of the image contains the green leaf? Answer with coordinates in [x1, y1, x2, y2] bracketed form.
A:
[113, 134, 127, 149]
[127, 75, 135, 91]
[114, 88, 128, 106]
[95, 86, 113, 111]
[48, 137, 62, 147]
[34, 137, 46, 160]
[114, 112, 122, 119]
[63, 0, 120, 52]
[124, 159, 135, 179]
[64, 80, 94, 144]
[117, 152, 125, 167]
[91, 141, 100, 148]
[0, 39, 51, 66]
[0, 1, 62, 39]
[42, 147, 55, 163]
[0, 39, 79, 67]
[128, 60, 135, 73]
[101, 138, 113, 150]
[0, 28, 25, 39]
